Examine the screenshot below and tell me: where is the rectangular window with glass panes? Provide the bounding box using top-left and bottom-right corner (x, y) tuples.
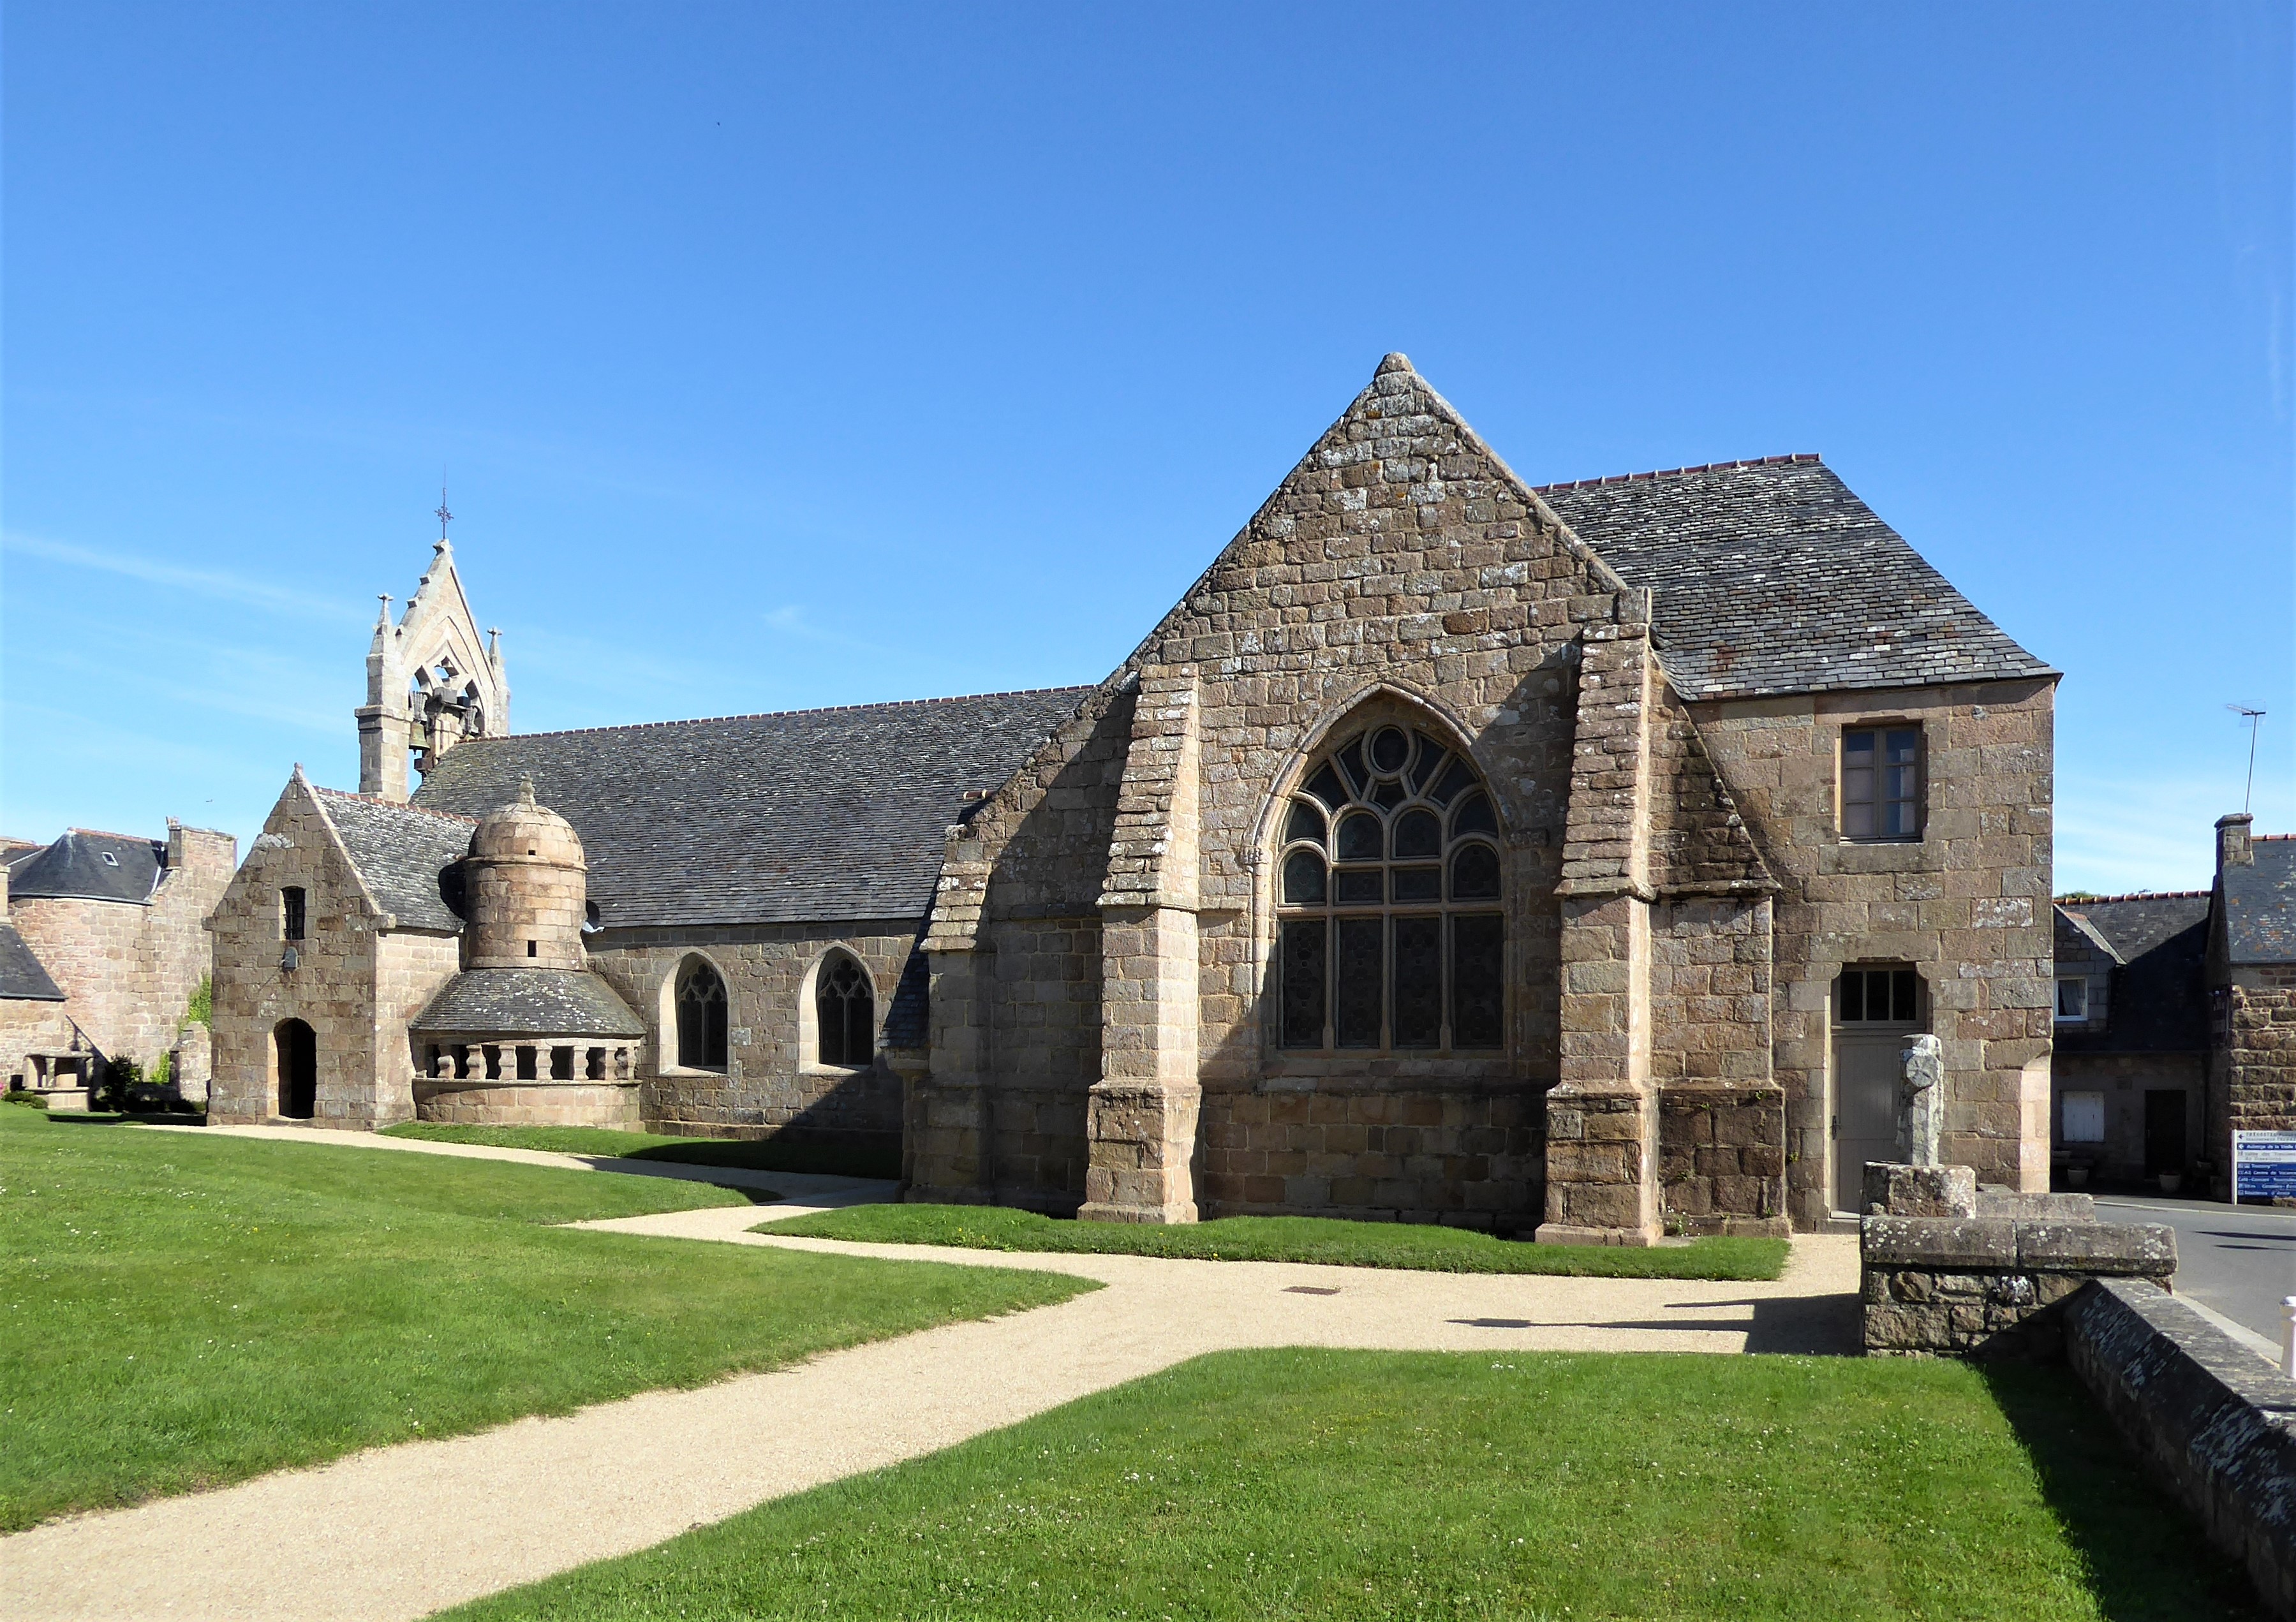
(1841, 726), (1923, 841)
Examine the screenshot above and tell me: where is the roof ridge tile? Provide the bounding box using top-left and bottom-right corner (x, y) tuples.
(314, 788), (480, 825)
(468, 685), (1098, 744)
(1530, 452), (1823, 494)
(2055, 890), (2213, 904)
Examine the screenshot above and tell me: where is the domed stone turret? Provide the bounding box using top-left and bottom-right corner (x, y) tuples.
(463, 778), (588, 970)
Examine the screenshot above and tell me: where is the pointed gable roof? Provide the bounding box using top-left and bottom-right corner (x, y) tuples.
(409, 688), (1093, 929)
(8, 830), (165, 904)
(0, 921), (64, 1001)
(1536, 458), (2055, 699)
(311, 789), (476, 933)
(2225, 836), (2296, 965)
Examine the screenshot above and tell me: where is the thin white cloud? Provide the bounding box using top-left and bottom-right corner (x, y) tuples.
(760, 605), (892, 657)
(3, 531), (364, 624)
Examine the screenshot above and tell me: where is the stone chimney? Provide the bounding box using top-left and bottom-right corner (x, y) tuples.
(2218, 813), (2255, 873)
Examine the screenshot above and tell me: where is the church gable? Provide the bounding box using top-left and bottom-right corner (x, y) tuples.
(1129, 357), (1631, 907)
(928, 353), (1633, 940)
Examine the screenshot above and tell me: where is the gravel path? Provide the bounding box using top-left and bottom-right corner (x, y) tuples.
(5, 1131), (1857, 1622)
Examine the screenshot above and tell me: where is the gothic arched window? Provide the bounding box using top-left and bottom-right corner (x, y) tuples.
(1275, 723), (1504, 1052)
(675, 957), (729, 1070)
(815, 952), (875, 1068)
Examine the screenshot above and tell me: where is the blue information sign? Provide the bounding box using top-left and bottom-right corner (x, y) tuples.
(2233, 1130), (2296, 1200)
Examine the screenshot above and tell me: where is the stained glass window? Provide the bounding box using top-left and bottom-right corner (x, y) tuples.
(1273, 723), (1505, 1052)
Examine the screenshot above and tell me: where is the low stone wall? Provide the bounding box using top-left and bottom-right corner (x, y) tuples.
(1858, 1162), (2175, 1358)
(2067, 1278), (2296, 1620)
(413, 1079), (642, 1130)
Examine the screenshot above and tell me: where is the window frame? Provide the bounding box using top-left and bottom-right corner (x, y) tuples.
(671, 957), (730, 1072)
(812, 950), (877, 1070)
(1271, 723), (1506, 1058)
(281, 886), (307, 942)
(1839, 723), (1925, 843)
(2054, 977), (2090, 1022)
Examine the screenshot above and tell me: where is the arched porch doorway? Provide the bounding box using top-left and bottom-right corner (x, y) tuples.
(274, 1019), (316, 1119)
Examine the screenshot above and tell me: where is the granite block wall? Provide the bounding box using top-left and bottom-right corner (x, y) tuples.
(208, 778), (388, 1128)
(588, 920), (916, 1148)
(1692, 679), (2056, 1224)
(2217, 963), (2296, 1189)
(8, 823), (233, 1072)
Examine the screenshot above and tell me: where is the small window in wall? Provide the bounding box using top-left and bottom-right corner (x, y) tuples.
(1836, 966), (1921, 1024)
(281, 887), (307, 941)
(1841, 726), (1923, 841)
(676, 958), (729, 1070)
(815, 953), (875, 1068)
(2055, 978), (2089, 1022)
(2062, 1091), (2106, 1143)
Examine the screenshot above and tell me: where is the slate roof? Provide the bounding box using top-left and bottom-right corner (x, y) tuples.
(2054, 894), (2212, 1054)
(0, 921), (65, 1001)
(409, 689), (1092, 929)
(1536, 457), (2056, 700)
(409, 968), (646, 1038)
(2226, 837), (2296, 965)
(8, 830), (164, 904)
(313, 790), (476, 934)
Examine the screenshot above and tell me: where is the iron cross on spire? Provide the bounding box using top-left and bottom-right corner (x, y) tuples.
(434, 480), (454, 541)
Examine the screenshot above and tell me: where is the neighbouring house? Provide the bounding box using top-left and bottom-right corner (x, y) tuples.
(2050, 813), (2296, 1199)
(2049, 891), (2209, 1189)
(0, 822), (235, 1104)
(2210, 814), (2296, 1198)
(207, 353), (2061, 1241)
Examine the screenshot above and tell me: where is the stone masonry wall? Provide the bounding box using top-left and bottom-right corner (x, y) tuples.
(588, 920), (915, 1149)
(8, 824), (234, 1071)
(8, 896), (145, 1058)
(1692, 679), (2057, 1225)
(924, 356), (1622, 1222)
(2054, 1050), (2207, 1186)
(208, 778), (383, 1127)
(0, 996), (81, 1093)
(373, 929), (461, 1126)
(1198, 1082), (1541, 1228)
(2218, 963), (2296, 1191)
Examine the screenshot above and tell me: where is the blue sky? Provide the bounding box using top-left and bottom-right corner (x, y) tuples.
(4, 2), (2290, 894)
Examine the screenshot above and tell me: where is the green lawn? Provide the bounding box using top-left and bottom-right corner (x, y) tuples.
(381, 1121), (900, 1179)
(449, 1347), (2249, 1622)
(0, 1110), (1088, 1530)
(760, 1202), (1790, 1280)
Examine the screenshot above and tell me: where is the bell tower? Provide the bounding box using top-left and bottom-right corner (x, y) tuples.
(357, 530), (510, 803)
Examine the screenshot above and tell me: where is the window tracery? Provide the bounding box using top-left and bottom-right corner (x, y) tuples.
(674, 957), (729, 1070)
(815, 952), (875, 1068)
(1275, 723), (1505, 1052)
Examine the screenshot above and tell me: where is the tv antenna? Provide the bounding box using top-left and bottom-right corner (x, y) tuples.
(2229, 705), (2267, 813)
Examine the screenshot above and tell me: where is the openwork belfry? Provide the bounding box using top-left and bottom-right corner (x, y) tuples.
(205, 352), (2062, 1239)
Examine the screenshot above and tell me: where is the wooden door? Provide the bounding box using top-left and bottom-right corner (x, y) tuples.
(1833, 1032), (1907, 1211)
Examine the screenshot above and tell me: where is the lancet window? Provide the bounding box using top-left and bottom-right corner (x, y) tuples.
(1274, 723), (1504, 1052)
(815, 952), (875, 1068)
(675, 957), (729, 1070)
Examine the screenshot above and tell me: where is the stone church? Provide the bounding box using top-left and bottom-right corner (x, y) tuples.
(208, 354), (2059, 1241)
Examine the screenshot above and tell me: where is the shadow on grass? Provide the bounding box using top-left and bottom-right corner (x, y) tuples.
(1980, 1362), (2262, 1621)
(618, 1140), (901, 1180)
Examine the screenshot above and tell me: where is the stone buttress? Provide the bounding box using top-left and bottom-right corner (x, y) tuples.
(1082, 667), (1203, 1222)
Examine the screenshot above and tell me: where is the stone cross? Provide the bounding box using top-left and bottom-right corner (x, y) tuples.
(1898, 1033), (1945, 1167)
